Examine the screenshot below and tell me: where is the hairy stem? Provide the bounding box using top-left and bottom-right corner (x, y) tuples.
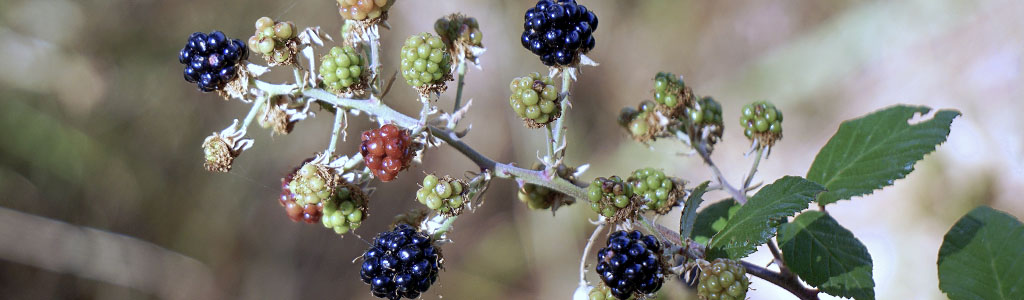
(742, 147), (765, 191)
(453, 57), (467, 112)
(239, 96), (267, 132)
(327, 110), (345, 155)
(549, 70), (573, 165)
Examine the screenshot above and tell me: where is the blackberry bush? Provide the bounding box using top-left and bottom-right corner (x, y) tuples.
(183, 2), (966, 300)
(320, 46), (366, 93)
(415, 174), (467, 215)
(400, 33), (452, 91)
(361, 224), (441, 300)
(360, 124), (415, 182)
(521, 0), (597, 66)
(596, 230), (665, 299)
(247, 17), (297, 65)
(696, 259), (749, 300)
(508, 72), (560, 127)
(179, 31), (247, 92)
(740, 100), (783, 148)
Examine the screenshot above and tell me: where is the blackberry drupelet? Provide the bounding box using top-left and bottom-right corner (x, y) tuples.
(521, 0), (598, 66)
(596, 230), (665, 299)
(361, 224), (442, 300)
(338, 0), (393, 22)
(180, 31), (247, 92)
(587, 176), (636, 221)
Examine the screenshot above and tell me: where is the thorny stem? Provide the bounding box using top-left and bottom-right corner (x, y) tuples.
(548, 70), (573, 168)
(544, 124), (556, 165)
(368, 26), (384, 95)
(767, 239), (791, 275)
(695, 141), (747, 204)
(452, 58), (467, 112)
(743, 147), (765, 191)
(431, 215), (458, 240)
(327, 110), (345, 155)
(579, 221), (606, 286)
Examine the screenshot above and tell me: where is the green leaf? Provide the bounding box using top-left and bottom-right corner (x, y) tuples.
(679, 181), (710, 242)
(706, 176), (824, 260)
(938, 206), (1024, 300)
(806, 105), (959, 205)
(691, 198), (737, 246)
(778, 211), (875, 300)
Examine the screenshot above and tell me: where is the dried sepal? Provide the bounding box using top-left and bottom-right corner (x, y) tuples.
(201, 120), (253, 172)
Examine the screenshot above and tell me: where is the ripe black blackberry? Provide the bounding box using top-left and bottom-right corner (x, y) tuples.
(521, 0), (597, 66)
(361, 224), (441, 300)
(180, 31), (248, 92)
(595, 230), (665, 299)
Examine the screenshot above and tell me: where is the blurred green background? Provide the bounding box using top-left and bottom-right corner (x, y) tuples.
(2, 0), (1023, 299)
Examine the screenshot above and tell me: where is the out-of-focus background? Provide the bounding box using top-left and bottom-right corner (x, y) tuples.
(1, 0), (1022, 299)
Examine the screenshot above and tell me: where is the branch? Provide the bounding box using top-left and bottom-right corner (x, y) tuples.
(649, 222), (818, 300)
(301, 86), (590, 202)
(695, 141), (747, 204)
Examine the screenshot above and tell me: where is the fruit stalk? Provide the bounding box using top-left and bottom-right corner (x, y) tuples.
(327, 108), (346, 155)
(742, 146), (764, 191)
(740, 260), (819, 300)
(240, 95), (268, 132)
(548, 71), (573, 166)
(578, 220), (606, 286)
(695, 141), (747, 204)
(452, 57), (467, 111)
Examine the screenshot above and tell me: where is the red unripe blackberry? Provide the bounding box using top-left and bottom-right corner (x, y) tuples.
(360, 124), (414, 182)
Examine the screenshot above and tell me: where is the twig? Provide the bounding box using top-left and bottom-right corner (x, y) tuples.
(579, 221), (606, 286)
(239, 95), (267, 131)
(742, 146), (765, 191)
(327, 109), (345, 155)
(695, 141), (747, 204)
(453, 57), (467, 112)
(742, 260), (820, 300)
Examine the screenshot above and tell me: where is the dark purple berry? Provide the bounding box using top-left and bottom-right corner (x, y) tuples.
(554, 49), (572, 65)
(179, 31), (247, 92)
(545, 4), (566, 23)
(218, 65), (236, 82)
(521, 31), (532, 48)
(521, 0), (597, 66)
(179, 47), (191, 64)
(360, 225), (441, 300)
(184, 67), (199, 83)
(530, 39), (547, 55)
(584, 35), (596, 52)
(587, 11), (598, 30)
(540, 53), (555, 66)
(206, 31), (227, 51)
(595, 230), (665, 299)
(535, 0), (554, 11)
(525, 7), (539, 20)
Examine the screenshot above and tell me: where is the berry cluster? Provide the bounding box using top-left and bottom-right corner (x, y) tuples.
(279, 161), (339, 223)
(509, 72), (560, 127)
(320, 46), (366, 93)
(434, 14), (483, 53)
(338, 0), (393, 22)
(685, 96), (724, 146)
(628, 168), (678, 213)
(697, 259), (749, 300)
(415, 174), (467, 215)
(321, 183), (367, 235)
(517, 163), (574, 210)
(361, 224), (441, 300)
(653, 72), (694, 109)
(179, 31), (247, 92)
(360, 124), (414, 182)
(617, 101), (659, 142)
(247, 17), (297, 65)
(521, 0), (597, 66)
(596, 230), (665, 299)
(740, 101), (783, 147)
(587, 176), (636, 220)
(400, 33), (452, 90)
